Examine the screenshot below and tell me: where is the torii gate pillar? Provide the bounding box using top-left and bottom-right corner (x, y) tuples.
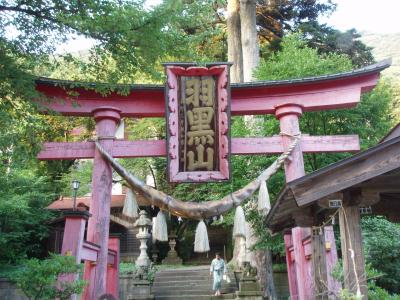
(275, 103), (305, 181)
(275, 103), (338, 299)
(84, 106), (121, 299)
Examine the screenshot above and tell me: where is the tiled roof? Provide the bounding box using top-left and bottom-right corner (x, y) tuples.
(47, 193), (149, 210)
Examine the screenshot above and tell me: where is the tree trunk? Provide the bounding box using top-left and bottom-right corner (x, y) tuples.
(240, 0), (259, 82)
(227, 0), (243, 83)
(246, 222), (277, 299)
(231, 235), (247, 268)
(227, 1), (275, 297)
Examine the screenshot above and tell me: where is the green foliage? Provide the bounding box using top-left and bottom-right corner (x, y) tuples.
(0, 170), (58, 263)
(119, 262), (137, 275)
(256, 34), (393, 170)
(300, 26), (375, 67)
(256, 33), (353, 80)
(11, 254), (86, 300)
(362, 216), (400, 293)
(119, 262), (158, 283)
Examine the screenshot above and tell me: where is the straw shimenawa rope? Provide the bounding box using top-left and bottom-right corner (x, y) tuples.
(95, 135), (300, 220)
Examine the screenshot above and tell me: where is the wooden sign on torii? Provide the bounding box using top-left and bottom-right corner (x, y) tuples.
(35, 60), (389, 300)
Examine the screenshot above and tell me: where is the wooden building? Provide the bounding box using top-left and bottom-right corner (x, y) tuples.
(266, 126), (400, 298)
(46, 194), (147, 262)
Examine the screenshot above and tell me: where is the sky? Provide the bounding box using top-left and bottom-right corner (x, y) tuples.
(321, 0), (400, 34)
(57, 0), (400, 53)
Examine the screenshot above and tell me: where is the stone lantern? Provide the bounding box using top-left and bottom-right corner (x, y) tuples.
(129, 210), (154, 300)
(134, 210), (152, 269)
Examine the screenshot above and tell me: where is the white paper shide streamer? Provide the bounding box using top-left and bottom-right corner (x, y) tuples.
(194, 220), (210, 253)
(123, 189), (139, 219)
(233, 206), (246, 238)
(258, 180), (271, 216)
(154, 211), (168, 242)
(152, 217), (158, 243)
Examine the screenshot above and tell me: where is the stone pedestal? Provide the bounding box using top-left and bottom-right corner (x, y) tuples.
(162, 235), (183, 265)
(235, 278), (263, 300)
(234, 262), (263, 300)
(127, 280), (154, 300)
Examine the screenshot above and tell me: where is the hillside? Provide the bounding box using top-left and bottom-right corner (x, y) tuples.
(360, 32), (400, 78)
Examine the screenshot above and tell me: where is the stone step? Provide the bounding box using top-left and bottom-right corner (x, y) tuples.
(152, 282), (236, 288)
(153, 281), (236, 289)
(153, 280), (236, 287)
(155, 271), (236, 278)
(152, 289), (234, 296)
(154, 294), (235, 300)
(156, 268), (210, 275)
(154, 275), (215, 282)
(153, 267), (237, 300)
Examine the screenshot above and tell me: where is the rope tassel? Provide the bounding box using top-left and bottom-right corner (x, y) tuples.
(258, 180), (271, 216)
(123, 189), (139, 219)
(194, 220), (210, 253)
(154, 211), (168, 242)
(233, 206), (246, 238)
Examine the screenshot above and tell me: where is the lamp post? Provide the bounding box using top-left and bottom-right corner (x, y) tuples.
(71, 180), (80, 211)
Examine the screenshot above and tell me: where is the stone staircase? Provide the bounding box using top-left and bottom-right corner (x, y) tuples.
(152, 266), (237, 300)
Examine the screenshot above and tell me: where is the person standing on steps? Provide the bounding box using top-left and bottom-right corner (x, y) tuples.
(210, 252), (226, 296)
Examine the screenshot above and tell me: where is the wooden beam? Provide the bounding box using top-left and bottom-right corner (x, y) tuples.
(38, 135), (360, 160)
(338, 193), (368, 298)
(81, 242), (100, 262)
(35, 72), (380, 117)
(291, 137), (400, 207)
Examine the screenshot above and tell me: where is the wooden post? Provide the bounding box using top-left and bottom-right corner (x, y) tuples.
(311, 228), (328, 299)
(107, 235), (120, 299)
(59, 211), (90, 300)
(324, 226), (342, 294)
(284, 233), (298, 299)
(339, 193), (368, 298)
(85, 107), (121, 299)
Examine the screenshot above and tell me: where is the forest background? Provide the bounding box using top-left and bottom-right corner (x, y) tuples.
(1, 0), (400, 298)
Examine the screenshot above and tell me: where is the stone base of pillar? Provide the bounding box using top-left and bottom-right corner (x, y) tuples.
(127, 280), (154, 300)
(233, 262), (263, 300)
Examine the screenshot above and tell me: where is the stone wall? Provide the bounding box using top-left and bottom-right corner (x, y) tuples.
(119, 274), (132, 300)
(273, 271), (290, 299)
(0, 278), (27, 300)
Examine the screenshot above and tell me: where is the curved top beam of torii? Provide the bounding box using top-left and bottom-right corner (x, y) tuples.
(34, 59), (391, 118)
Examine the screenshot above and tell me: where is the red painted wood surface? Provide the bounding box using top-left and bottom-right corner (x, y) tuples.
(80, 242), (100, 262)
(278, 103), (308, 299)
(85, 107), (121, 300)
(276, 103), (305, 182)
(59, 213), (87, 300)
(35, 73), (379, 117)
(292, 227), (313, 299)
(284, 234), (298, 299)
(39, 63), (385, 300)
(37, 135), (360, 160)
(106, 237), (120, 299)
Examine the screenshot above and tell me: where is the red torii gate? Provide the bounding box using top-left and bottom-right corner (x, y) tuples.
(36, 60), (389, 300)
